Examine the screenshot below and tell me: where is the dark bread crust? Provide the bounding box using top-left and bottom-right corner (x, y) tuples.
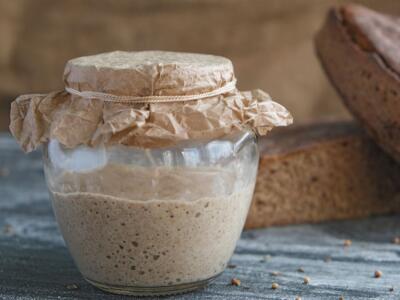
(245, 120), (400, 229)
(315, 4), (400, 162)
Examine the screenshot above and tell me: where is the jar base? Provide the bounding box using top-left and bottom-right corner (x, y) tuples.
(84, 273), (221, 296)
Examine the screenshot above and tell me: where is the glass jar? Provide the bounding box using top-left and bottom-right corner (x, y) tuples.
(10, 51), (292, 296)
(43, 130), (258, 296)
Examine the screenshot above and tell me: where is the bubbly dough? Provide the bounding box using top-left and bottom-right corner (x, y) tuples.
(48, 164), (255, 287)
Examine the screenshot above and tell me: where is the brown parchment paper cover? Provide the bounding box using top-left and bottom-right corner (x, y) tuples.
(10, 51), (292, 152)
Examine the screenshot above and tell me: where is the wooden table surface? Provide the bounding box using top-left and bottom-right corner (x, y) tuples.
(1, 133), (400, 300)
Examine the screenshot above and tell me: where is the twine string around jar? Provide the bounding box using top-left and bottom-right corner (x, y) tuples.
(64, 79), (237, 104)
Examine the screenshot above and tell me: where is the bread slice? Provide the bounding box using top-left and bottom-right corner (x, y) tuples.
(245, 120), (400, 229)
(315, 4), (400, 162)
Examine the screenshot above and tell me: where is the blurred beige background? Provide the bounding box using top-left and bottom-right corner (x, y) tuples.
(1, 0), (400, 130)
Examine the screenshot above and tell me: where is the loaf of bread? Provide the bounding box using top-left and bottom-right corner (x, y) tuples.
(245, 120), (400, 229)
(315, 4), (400, 162)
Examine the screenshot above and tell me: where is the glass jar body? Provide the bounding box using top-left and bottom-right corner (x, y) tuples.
(43, 130), (259, 296)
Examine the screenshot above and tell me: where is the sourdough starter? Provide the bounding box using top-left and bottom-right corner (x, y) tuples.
(48, 164), (254, 287)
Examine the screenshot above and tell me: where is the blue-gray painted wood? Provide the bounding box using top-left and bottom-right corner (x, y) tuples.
(1, 133), (400, 300)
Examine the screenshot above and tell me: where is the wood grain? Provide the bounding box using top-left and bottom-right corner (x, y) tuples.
(1, 133), (400, 299)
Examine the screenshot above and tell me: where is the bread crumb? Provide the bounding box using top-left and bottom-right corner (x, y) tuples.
(374, 270), (382, 278)
(231, 278), (241, 286)
(270, 271), (281, 276)
(271, 282), (279, 289)
(392, 237), (400, 244)
(66, 284), (79, 290)
(343, 239), (352, 247)
(303, 276), (310, 284)
(297, 267), (305, 273)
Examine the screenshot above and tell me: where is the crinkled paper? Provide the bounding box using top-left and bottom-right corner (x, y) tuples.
(10, 89), (292, 152)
